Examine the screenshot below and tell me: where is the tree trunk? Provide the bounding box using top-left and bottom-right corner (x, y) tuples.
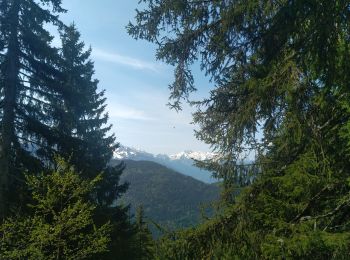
(0, 0), (20, 220)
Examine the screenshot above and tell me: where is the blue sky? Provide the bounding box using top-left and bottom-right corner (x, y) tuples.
(58, 0), (212, 155)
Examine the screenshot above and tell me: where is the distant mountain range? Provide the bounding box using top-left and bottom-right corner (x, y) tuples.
(114, 146), (218, 183)
(114, 159), (220, 235)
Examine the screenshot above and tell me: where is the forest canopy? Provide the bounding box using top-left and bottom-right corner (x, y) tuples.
(128, 0), (350, 258)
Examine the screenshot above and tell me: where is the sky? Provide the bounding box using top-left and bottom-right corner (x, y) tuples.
(58, 0), (212, 155)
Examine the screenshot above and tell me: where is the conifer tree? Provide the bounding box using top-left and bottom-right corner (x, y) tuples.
(57, 25), (134, 258)
(133, 206), (154, 259)
(57, 24), (128, 206)
(57, 24), (112, 177)
(0, 0), (65, 219)
(0, 158), (111, 259)
(130, 0), (350, 257)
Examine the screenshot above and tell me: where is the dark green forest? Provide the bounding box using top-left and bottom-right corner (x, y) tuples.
(117, 159), (219, 234)
(1, 0), (350, 259)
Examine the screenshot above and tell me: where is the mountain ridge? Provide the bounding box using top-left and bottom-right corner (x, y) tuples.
(114, 159), (220, 236)
(114, 146), (217, 183)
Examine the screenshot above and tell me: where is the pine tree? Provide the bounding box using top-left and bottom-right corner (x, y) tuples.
(0, 158), (111, 259)
(129, 0), (350, 258)
(56, 24), (128, 206)
(57, 24), (112, 178)
(57, 24), (135, 258)
(0, 0), (65, 219)
(133, 206), (154, 259)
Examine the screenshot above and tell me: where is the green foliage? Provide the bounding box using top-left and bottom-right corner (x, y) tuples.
(57, 24), (118, 181)
(0, 1), (126, 221)
(57, 24), (128, 213)
(128, 0), (350, 180)
(0, 0), (65, 218)
(0, 2), (150, 259)
(130, 0), (350, 258)
(132, 206), (155, 259)
(118, 159), (219, 233)
(55, 25), (135, 259)
(0, 158), (111, 259)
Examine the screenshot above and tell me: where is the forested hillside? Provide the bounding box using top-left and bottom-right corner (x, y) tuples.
(117, 160), (219, 232)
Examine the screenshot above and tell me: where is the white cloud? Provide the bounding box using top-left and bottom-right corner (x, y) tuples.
(107, 103), (156, 121)
(92, 48), (160, 72)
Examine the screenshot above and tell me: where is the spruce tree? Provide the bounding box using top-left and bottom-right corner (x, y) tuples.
(57, 24), (127, 206)
(129, 0), (350, 257)
(0, 158), (111, 259)
(0, 0), (65, 219)
(133, 206), (154, 259)
(58, 24), (111, 177)
(57, 25), (134, 258)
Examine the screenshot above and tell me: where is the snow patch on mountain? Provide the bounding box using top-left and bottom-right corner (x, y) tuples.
(114, 146), (216, 161)
(169, 150), (217, 161)
(114, 146), (152, 160)
(113, 146), (218, 183)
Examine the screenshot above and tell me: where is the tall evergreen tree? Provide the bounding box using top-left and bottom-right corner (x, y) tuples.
(129, 0), (350, 257)
(56, 24), (127, 206)
(133, 206), (154, 260)
(0, 0), (65, 219)
(58, 24), (111, 176)
(0, 158), (111, 259)
(57, 25), (135, 258)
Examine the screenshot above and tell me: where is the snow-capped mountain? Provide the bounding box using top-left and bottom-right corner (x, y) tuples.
(114, 146), (216, 161)
(113, 146), (218, 183)
(113, 146), (154, 160)
(169, 150), (217, 161)
(114, 146), (216, 162)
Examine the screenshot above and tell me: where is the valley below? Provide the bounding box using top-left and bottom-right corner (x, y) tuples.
(111, 149), (221, 236)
